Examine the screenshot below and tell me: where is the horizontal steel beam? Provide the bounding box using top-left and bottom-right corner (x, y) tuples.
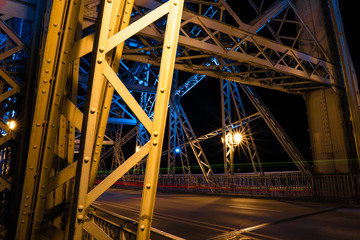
(137, 10), (337, 85)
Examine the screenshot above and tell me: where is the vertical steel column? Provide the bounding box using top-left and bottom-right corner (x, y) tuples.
(8, 0), (45, 238)
(168, 99), (192, 177)
(30, 0), (82, 235)
(70, 0), (120, 238)
(168, 72), (192, 177)
(220, 79), (233, 176)
(134, 65), (152, 175)
(167, 107), (177, 176)
(328, 0), (360, 165)
(88, 0), (129, 190)
(15, 0), (81, 238)
(137, 0), (184, 238)
(295, 0), (349, 173)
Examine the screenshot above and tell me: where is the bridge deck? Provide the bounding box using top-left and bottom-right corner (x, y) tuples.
(93, 188), (360, 240)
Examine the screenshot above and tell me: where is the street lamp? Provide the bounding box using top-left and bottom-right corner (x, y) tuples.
(223, 130), (243, 176)
(8, 120), (16, 130)
(224, 131), (243, 146)
(233, 132), (243, 144)
(2, 120), (16, 136)
(174, 147), (181, 154)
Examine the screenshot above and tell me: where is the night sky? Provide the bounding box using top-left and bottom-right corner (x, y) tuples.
(339, 2), (360, 75)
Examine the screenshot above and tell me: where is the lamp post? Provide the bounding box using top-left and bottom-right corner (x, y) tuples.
(223, 130), (243, 175)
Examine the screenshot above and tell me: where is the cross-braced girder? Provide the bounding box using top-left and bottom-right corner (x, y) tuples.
(119, 0), (340, 94)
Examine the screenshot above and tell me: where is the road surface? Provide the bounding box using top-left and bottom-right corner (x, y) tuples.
(94, 188), (360, 239)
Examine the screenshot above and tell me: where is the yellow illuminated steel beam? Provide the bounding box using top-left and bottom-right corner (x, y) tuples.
(28, 0), (83, 236)
(137, 0), (184, 238)
(15, 0), (83, 238)
(86, 142), (150, 208)
(15, 0), (69, 238)
(70, 0), (115, 237)
(88, 0), (132, 190)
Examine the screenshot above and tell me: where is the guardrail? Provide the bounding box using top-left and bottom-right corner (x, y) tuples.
(85, 205), (185, 240)
(313, 174), (360, 198)
(114, 173), (360, 199)
(85, 208), (136, 240)
(88, 173), (359, 239)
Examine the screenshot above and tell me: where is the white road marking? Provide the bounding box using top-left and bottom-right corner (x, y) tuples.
(229, 205), (283, 213)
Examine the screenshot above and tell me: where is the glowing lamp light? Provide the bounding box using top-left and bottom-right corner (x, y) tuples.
(135, 146), (140, 152)
(224, 132), (243, 145)
(233, 132), (243, 144)
(7, 120), (16, 130)
(225, 133), (232, 145)
(175, 147), (181, 154)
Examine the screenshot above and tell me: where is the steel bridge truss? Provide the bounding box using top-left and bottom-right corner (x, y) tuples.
(123, 0), (340, 94)
(0, 0), (358, 239)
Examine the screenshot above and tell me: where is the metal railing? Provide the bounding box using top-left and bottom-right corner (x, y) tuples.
(313, 174), (360, 198)
(84, 205), (184, 240)
(117, 172), (360, 199)
(85, 209), (136, 240)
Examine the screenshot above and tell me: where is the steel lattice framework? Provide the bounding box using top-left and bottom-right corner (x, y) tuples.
(0, 0), (358, 239)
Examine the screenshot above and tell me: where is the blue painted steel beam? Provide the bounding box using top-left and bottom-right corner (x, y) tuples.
(107, 117), (137, 125)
